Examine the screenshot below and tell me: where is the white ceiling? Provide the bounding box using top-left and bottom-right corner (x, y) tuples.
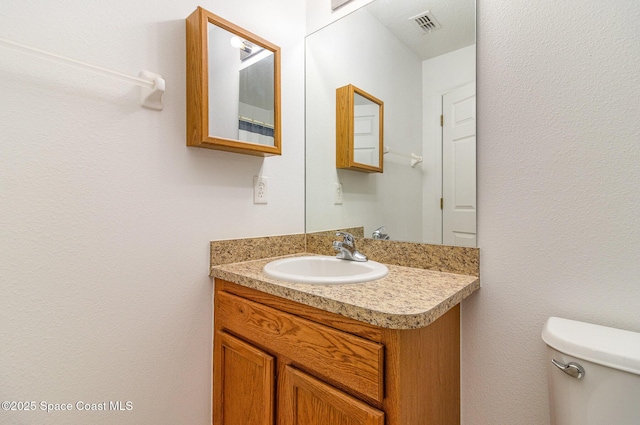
(365, 0), (475, 60)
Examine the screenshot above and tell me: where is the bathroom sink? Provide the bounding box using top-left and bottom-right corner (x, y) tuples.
(262, 256), (388, 285)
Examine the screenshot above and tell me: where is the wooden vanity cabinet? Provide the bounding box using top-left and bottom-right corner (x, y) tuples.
(213, 279), (460, 425)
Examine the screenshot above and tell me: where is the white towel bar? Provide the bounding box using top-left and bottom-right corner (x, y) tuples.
(0, 38), (165, 110)
(383, 146), (423, 168)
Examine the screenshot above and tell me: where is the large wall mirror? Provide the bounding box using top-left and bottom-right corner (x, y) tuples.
(305, 0), (476, 246)
(186, 7), (281, 156)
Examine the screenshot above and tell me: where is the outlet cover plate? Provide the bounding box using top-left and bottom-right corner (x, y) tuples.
(254, 176), (268, 204)
(334, 183), (343, 205)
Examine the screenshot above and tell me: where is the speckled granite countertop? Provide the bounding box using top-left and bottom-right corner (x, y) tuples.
(210, 253), (479, 330)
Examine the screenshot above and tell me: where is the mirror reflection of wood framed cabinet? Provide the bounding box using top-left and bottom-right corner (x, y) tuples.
(186, 7), (281, 156)
(336, 84), (384, 173)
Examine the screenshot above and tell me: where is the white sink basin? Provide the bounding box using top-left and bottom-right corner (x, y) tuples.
(263, 256), (388, 285)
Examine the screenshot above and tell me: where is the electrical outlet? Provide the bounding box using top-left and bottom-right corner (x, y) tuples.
(253, 176), (268, 204)
(334, 183), (343, 205)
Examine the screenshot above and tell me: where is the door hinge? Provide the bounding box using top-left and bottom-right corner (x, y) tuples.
(440, 198), (443, 209)
(440, 115), (443, 127)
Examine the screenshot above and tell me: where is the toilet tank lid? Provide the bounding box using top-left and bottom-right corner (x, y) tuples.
(542, 317), (640, 376)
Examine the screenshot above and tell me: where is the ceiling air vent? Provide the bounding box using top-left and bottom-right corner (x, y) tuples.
(410, 10), (441, 34)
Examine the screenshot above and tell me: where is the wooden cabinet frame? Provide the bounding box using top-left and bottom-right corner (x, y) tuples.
(336, 84), (384, 173)
(186, 7), (282, 156)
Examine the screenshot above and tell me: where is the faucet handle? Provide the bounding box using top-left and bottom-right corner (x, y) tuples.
(372, 226), (389, 240)
(333, 232), (367, 262)
(335, 231), (355, 246)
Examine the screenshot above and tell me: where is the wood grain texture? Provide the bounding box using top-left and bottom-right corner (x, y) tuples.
(278, 365), (384, 425)
(212, 280), (461, 425)
(216, 291), (384, 403)
(213, 331), (275, 425)
(382, 304), (461, 425)
(185, 7), (207, 148)
(219, 280), (383, 341)
(336, 84), (353, 169)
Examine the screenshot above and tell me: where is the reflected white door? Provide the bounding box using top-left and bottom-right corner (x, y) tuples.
(353, 104), (380, 167)
(442, 82), (476, 247)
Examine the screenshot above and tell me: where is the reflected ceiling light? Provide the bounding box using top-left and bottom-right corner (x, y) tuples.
(230, 36), (252, 54)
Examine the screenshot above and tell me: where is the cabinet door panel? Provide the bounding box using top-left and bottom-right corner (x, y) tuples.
(213, 331), (274, 425)
(279, 365), (384, 425)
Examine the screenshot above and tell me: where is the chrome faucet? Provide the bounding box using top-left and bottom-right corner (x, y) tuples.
(372, 226), (390, 240)
(333, 231), (368, 262)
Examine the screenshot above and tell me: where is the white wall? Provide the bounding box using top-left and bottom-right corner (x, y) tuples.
(463, 0), (640, 424)
(0, 0), (304, 424)
(421, 45), (476, 244)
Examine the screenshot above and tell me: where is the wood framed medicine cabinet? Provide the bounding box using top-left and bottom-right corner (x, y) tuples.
(186, 7), (282, 156)
(336, 84), (384, 173)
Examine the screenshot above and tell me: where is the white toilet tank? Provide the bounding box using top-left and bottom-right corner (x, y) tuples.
(542, 317), (640, 425)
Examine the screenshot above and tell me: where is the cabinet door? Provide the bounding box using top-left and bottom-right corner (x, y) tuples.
(213, 331), (275, 425)
(278, 365), (384, 425)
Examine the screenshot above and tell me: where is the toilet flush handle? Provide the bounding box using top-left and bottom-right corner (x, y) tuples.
(551, 359), (585, 379)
